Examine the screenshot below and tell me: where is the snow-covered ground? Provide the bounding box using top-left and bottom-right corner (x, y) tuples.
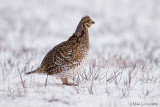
(0, 0), (160, 107)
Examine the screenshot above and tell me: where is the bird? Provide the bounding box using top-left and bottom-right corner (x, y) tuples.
(26, 16), (95, 86)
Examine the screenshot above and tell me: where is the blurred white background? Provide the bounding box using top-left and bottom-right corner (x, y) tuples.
(0, 0), (160, 63)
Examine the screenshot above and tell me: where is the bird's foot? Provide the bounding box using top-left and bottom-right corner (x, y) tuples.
(61, 78), (77, 86)
(63, 83), (77, 86)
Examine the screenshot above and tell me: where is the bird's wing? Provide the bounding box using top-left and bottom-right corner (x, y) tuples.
(53, 41), (80, 66)
(43, 40), (80, 75)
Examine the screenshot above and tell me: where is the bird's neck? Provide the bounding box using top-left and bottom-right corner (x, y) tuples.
(76, 27), (89, 50)
(69, 23), (89, 49)
(75, 22), (88, 33)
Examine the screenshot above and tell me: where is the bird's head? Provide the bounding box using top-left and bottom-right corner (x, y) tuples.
(80, 16), (95, 29)
(75, 16), (95, 32)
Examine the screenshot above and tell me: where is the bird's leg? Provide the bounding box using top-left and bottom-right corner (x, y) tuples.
(61, 77), (69, 85)
(61, 78), (77, 86)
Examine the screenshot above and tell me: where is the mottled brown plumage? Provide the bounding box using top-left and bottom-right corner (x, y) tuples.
(26, 16), (95, 85)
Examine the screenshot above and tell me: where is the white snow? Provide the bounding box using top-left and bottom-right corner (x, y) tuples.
(0, 0), (160, 107)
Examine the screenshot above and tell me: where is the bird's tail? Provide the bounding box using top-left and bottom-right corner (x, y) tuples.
(26, 68), (40, 75)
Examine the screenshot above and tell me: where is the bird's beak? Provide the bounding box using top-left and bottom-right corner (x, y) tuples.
(92, 21), (95, 24)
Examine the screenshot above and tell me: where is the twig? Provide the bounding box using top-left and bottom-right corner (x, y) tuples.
(45, 75), (48, 87)
(17, 66), (26, 88)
